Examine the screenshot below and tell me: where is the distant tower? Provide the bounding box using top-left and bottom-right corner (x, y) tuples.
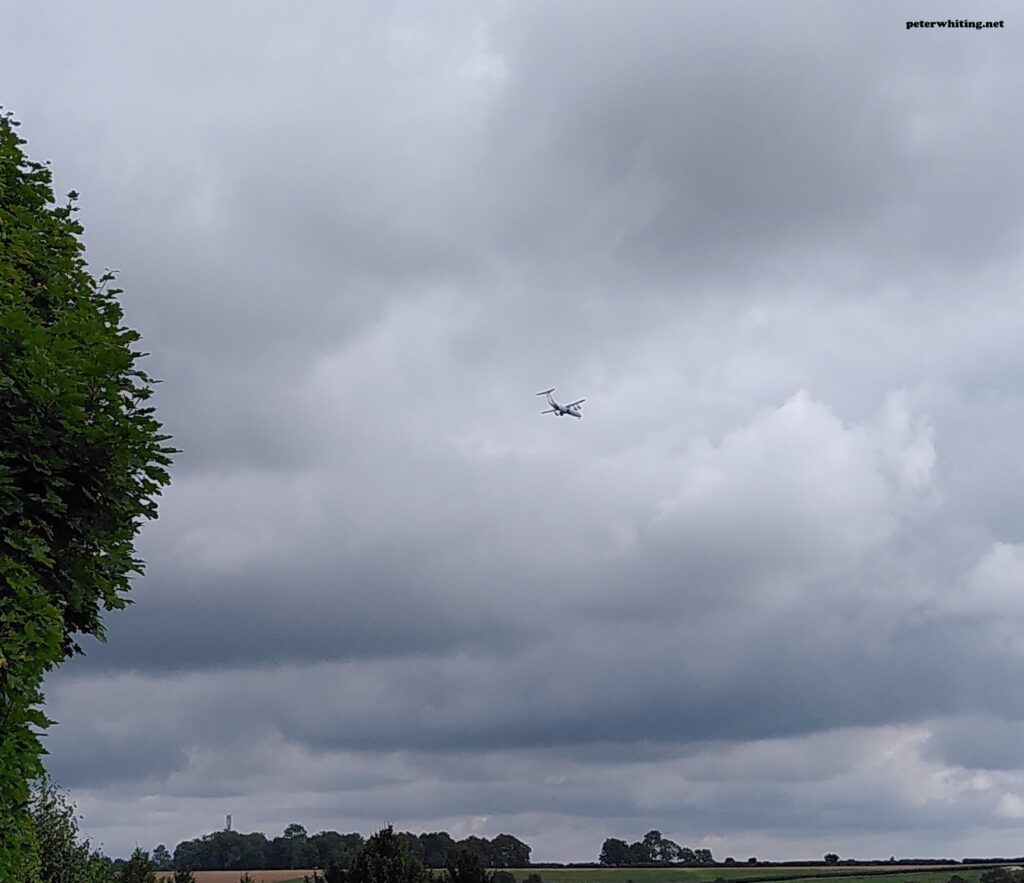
(226, 814), (232, 832)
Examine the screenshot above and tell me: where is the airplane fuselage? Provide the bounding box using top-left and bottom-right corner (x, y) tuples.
(537, 387), (585, 419)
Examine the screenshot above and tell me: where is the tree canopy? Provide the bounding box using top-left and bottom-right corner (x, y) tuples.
(169, 825), (530, 872)
(0, 110), (174, 879)
(598, 832), (712, 866)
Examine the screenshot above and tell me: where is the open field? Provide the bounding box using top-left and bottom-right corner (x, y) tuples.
(159, 866), (987, 883)
(498, 868), (980, 883)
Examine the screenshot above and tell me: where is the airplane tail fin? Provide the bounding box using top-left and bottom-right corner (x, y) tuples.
(535, 388), (556, 396)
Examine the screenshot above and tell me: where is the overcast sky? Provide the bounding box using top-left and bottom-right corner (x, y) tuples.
(5, 0), (1024, 864)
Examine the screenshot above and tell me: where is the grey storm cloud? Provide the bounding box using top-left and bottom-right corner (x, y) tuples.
(4, 0), (1024, 863)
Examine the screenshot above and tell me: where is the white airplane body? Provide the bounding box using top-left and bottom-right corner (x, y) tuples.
(536, 387), (586, 419)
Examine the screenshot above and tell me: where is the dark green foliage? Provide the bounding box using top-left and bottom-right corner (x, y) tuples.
(490, 835), (531, 869)
(524, 874), (544, 883)
(493, 872), (516, 883)
(30, 776), (90, 882)
(272, 823), (319, 869)
(641, 831), (684, 863)
(825, 855), (840, 865)
(166, 825), (533, 873)
(979, 871), (1024, 883)
(0, 110), (174, 879)
(322, 859), (350, 883)
(600, 839), (631, 866)
(119, 848), (157, 883)
(626, 841), (652, 864)
(444, 850), (494, 883)
(349, 825), (431, 883)
(172, 869), (196, 883)
(151, 845), (172, 871)
(239, 873), (257, 883)
(420, 833), (459, 869)
(398, 832), (427, 863)
(312, 831), (365, 871)
(173, 830), (270, 871)
(598, 834), (709, 866)
(456, 837), (492, 868)
(28, 776), (116, 883)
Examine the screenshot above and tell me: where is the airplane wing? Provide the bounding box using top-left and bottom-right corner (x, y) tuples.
(565, 399), (586, 408)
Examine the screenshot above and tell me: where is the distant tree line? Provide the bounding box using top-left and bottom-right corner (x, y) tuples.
(599, 830), (713, 865)
(26, 783), (532, 883)
(165, 824), (531, 872)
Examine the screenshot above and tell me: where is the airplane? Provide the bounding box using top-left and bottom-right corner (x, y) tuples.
(536, 387), (586, 419)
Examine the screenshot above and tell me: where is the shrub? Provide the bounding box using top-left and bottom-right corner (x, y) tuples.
(350, 826), (430, 883)
(444, 850), (493, 883)
(120, 848), (157, 883)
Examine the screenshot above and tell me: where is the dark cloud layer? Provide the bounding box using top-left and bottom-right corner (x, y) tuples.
(4, 0), (1024, 862)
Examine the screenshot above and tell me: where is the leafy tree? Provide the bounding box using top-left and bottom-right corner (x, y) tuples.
(398, 831), (426, 863)
(599, 839), (630, 866)
(456, 836), (493, 867)
(491, 834), (531, 868)
(420, 832), (458, 868)
(693, 849), (713, 864)
(30, 775), (90, 882)
(322, 859), (350, 883)
(151, 845), (173, 871)
(494, 872), (517, 883)
(311, 831), (365, 870)
(642, 831), (663, 859)
(444, 850), (494, 883)
(655, 836), (683, 863)
(267, 823), (317, 869)
(0, 110), (174, 879)
(824, 854), (840, 865)
(28, 776), (116, 883)
(350, 825), (430, 883)
(626, 840), (652, 864)
(678, 848), (695, 864)
(172, 869), (196, 883)
(172, 839), (204, 871)
(120, 847), (157, 883)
